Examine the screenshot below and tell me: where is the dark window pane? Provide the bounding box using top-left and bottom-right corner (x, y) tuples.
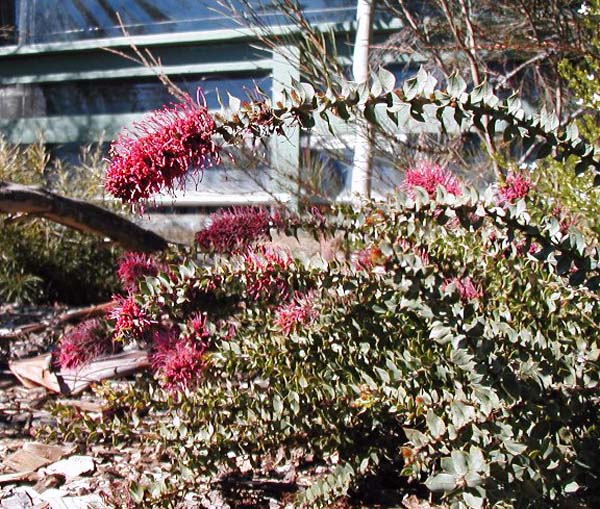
(0, 0), (16, 45)
(0, 74), (271, 119)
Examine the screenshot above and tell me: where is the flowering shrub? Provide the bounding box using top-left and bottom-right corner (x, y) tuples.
(52, 174), (600, 508)
(51, 73), (600, 508)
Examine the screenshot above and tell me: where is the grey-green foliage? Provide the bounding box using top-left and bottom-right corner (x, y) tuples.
(218, 67), (600, 184)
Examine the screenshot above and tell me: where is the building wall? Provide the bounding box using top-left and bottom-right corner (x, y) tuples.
(0, 0), (407, 205)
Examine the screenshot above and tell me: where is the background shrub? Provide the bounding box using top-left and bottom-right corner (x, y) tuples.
(0, 138), (121, 304)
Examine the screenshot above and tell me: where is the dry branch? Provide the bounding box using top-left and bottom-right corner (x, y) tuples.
(0, 180), (168, 252)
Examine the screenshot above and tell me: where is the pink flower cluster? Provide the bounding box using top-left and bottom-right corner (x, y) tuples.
(497, 172), (531, 204)
(117, 252), (163, 293)
(150, 314), (211, 391)
(443, 276), (483, 302)
(105, 98), (220, 203)
(274, 291), (318, 335)
(403, 162), (462, 198)
(243, 246), (292, 301)
(110, 294), (152, 340)
(54, 319), (116, 370)
(195, 207), (285, 253)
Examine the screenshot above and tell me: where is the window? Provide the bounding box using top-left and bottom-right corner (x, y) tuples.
(0, 0), (16, 45)
(21, 0), (358, 44)
(0, 73), (272, 119)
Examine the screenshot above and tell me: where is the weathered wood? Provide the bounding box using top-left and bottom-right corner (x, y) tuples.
(0, 180), (168, 252)
(9, 351), (150, 395)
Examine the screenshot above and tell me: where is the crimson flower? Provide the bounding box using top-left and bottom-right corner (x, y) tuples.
(195, 207), (285, 253)
(274, 291), (317, 335)
(105, 96), (220, 203)
(242, 246), (293, 302)
(403, 162), (462, 198)
(54, 319), (117, 370)
(497, 172), (531, 204)
(117, 252), (163, 293)
(443, 276), (483, 302)
(110, 294), (152, 340)
(354, 246), (387, 270)
(150, 327), (207, 392)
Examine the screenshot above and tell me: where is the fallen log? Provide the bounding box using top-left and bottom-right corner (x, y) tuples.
(9, 350), (150, 395)
(0, 180), (168, 252)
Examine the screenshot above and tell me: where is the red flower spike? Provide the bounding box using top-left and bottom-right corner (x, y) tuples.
(150, 328), (207, 392)
(497, 172), (531, 204)
(274, 291), (318, 335)
(54, 319), (116, 370)
(105, 96), (220, 203)
(242, 246), (293, 302)
(117, 252), (163, 293)
(442, 277), (483, 302)
(404, 162), (462, 198)
(110, 294), (152, 340)
(195, 207), (285, 253)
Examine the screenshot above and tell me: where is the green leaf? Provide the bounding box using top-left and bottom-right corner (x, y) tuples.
(273, 395), (283, 416)
(425, 473), (457, 492)
(426, 409), (446, 438)
(451, 450), (468, 475)
(463, 492), (485, 508)
(447, 73), (467, 97)
(564, 481), (579, 493)
(378, 66), (396, 93)
(374, 366), (391, 384)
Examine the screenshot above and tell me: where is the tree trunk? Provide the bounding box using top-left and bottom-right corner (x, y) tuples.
(0, 180), (168, 252)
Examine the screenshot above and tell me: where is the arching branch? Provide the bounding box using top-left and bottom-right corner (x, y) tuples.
(0, 180), (169, 252)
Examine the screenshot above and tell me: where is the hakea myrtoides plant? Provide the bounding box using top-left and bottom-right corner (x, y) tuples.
(53, 157), (600, 508)
(88, 70), (600, 508)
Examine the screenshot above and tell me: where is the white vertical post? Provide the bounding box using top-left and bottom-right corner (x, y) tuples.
(350, 0), (374, 203)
